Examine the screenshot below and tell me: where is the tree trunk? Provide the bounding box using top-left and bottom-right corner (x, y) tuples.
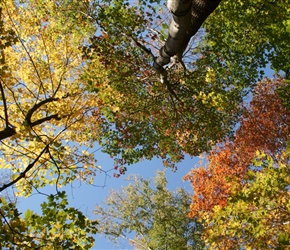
(154, 0), (221, 70)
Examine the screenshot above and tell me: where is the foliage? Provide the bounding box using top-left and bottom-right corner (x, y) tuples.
(1, 0), (289, 248)
(0, 0), (103, 195)
(202, 0), (290, 79)
(2, 0), (286, 183)
(277, 78), (290, 110)
(82, 0), (290, 173)
(184, 77), (290, 219)
(94, 171), (204, 249)
(0, 0), (100, 247)
(204, 151), (290, 249)
(0, 191), (98, 249)
(83, 0), (251, 172)
(184, 77), (290, 248)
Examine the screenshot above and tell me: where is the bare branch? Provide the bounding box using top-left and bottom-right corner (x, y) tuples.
(121, 32), (177, 98)
(47, 147), (61, 194)
(40, 33), (55, 92)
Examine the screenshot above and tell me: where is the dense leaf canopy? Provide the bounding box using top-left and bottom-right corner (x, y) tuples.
(184, 78), (290, 248)
(0, 0), (289, 248)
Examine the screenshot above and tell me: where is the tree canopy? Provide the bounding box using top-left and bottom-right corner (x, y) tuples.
(184, 77), (290, 249)
(205, 151), (290, 249)
(0, 0), (289, 248)
(95, 171), (204, 249)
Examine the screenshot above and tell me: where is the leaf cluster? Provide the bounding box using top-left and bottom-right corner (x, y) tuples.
(202, 0), (290, 79)
(205, 151), (290, 249)
(0, 191), (98, 249)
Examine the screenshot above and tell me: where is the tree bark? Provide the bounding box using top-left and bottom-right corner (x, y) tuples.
(154, 0), (221, 70)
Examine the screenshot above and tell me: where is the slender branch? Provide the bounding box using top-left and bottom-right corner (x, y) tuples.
(29, 183), (50, 197)
(0, 209), (15, 232)
(122, 33), (179, 100)
(0, 79), (9, 128)
(121, 32), (154, 58)
(47, 147), (61, 194)
(0, 144), (49, 192)
(40, 33), (55, 92)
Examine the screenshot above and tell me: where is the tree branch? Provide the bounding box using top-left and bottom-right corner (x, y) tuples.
(25, 97), (59, 126)
(122, 33), (179, 100)
(0, 79), (10, 128)
(0, 127), (16, 140)
(0, 144), (49, 192)
(0, 96), (64, 140)
(0, 79), (17, 140)
(122, 32), (154, 58)
(30, 114), (62, 127)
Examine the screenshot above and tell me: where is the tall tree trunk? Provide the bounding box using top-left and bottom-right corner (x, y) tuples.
(154, 0), (221, 70)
